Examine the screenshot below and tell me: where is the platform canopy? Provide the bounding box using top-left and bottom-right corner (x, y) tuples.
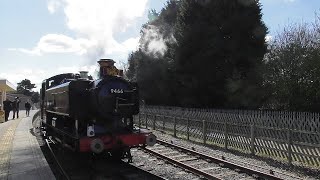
(0, 79), (16, 92)
(0, 79), (16, 111)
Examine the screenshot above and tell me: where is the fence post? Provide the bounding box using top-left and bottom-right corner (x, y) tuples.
(174, 117), (177, 137)
(287, 128), (293, 165)
(153, 115), (156, 130)
(187, 118), (190, 140)
(138, 113), (141, 127)
(145, 114), (148, 129)
(224, 121), (228, 149)
(203, 120), (207, 144)
(250, 124), (255, 155)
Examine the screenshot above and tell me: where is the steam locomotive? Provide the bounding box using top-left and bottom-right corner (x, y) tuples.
(40, 59), (156, 160)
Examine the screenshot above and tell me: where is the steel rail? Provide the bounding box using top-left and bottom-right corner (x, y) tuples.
(142, 146), (223, 180)
(156, 139), (284, 180)
(119, 160), (168, 180)
(45, 138), (71, 180)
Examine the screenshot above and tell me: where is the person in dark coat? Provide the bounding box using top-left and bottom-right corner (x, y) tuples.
(25, 101), (31, 117)
(3, 98), (12, 122)
(12, 97), (20, 119)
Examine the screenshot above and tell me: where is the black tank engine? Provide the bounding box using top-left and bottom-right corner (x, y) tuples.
(40, 59), (156, 158)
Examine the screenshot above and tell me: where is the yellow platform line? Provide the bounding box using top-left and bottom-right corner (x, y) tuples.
(0, 118), (22, 176)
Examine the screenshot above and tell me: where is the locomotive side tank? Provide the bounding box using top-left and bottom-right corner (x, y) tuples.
(40, 59), (155, 159)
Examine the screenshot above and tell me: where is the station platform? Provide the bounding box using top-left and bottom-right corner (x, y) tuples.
(0, 110), (55, 180)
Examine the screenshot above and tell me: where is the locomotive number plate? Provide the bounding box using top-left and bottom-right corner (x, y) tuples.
(110, 89), (123, 94)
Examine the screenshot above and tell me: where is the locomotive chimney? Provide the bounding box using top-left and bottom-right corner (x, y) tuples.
(79, 71), (89, 79)
(98, 59), (116, 78)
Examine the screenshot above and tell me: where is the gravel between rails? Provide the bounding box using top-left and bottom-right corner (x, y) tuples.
(131, 148), (202, 180)
(151, 130), (319, 180)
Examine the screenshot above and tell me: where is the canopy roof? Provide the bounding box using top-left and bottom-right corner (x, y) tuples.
(0, 79), (16, 92)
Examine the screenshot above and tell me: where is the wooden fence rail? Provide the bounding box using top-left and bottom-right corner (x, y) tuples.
(134, 106), (320, 168)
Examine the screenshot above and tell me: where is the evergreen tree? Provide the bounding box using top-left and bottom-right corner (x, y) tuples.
(31, 92), (40, 103)
(126, 0), (179, 105)
(17, 79), (36, 96)
(174, 0), (267, 108)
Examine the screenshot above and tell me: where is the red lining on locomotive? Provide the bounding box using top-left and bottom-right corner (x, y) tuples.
(79, 132), (150, 152)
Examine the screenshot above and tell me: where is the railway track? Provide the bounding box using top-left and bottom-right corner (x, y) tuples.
(142, 139), (289, 180)
(44, 132), (165, 180)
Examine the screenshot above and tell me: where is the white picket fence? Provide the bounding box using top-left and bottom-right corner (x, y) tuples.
(134, 106), (320, 168)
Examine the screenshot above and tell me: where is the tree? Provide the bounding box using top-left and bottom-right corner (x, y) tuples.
(31, 92), (40, 103)
(126, 0), (179, 105)
(263, 16), (320, 111)
(17, 79), (36, 96)
(174, 0), (267, 108)
(127, 0), (267, 108)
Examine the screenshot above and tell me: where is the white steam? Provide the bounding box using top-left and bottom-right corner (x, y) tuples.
(12, 0), (148, 64)
(140, 25), (176, 58)
(62, 0), (148, 62)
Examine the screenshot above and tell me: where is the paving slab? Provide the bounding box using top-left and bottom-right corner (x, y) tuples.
(8, 170), (39, 180)
(0, 110), (55, 180)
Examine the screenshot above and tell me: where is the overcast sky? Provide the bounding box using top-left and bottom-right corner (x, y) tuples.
(0, 0), (319, 92)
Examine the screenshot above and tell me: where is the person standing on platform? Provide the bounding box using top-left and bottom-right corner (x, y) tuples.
(25, 100), (31, 117)
(3, 98), (12, 122)
(12, 97), (20, 119)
